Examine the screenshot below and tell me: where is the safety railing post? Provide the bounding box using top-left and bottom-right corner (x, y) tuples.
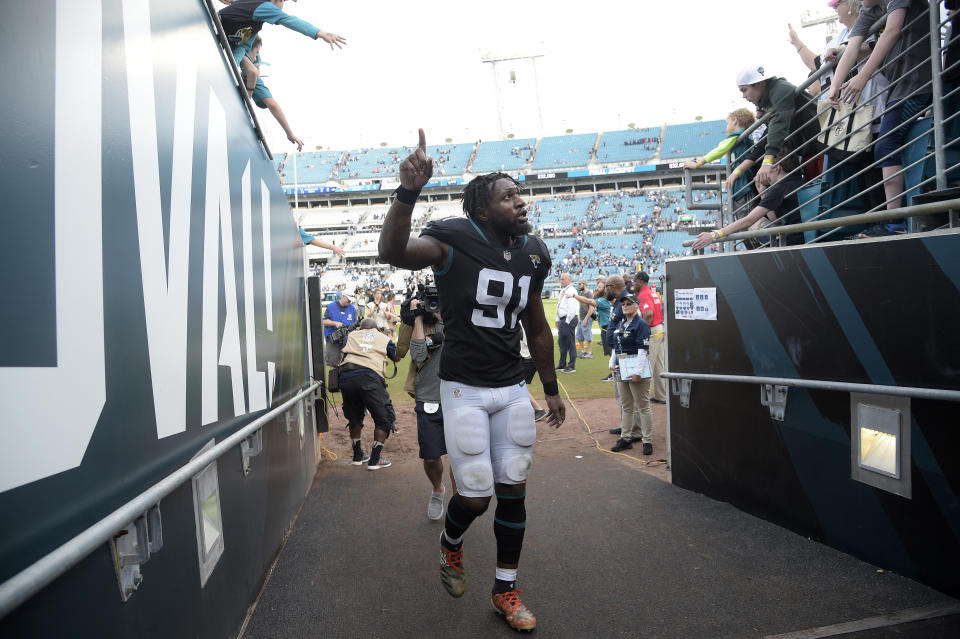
(929, 0), (948, 191)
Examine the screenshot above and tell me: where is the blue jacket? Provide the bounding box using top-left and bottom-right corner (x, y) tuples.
(323, 301), (357, 338)
(605, 289), (630, 350)
(610, 314), (650, 356)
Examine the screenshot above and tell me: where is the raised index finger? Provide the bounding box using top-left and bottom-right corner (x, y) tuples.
(418, 128), (426, 152)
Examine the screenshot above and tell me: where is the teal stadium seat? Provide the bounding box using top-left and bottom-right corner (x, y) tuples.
(661, 120), (727, 160)
(532, 133), (598, 170)
(595, 128), (661, 164)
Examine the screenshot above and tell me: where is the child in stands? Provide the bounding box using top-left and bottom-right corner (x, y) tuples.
(684, 109), (757, 220)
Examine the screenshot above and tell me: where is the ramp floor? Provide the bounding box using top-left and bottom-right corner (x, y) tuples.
(243, 405), (958, 638)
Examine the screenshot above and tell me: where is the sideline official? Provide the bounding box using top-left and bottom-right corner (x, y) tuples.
(340, 318), (400, 470)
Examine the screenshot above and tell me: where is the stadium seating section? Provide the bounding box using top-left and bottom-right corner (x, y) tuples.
(595, 128), (661, 164)
(532, 133), (598, 170)
(660, 120), (727, 160)
(470, 138), (537, 172)
(280, 150), (344, 184)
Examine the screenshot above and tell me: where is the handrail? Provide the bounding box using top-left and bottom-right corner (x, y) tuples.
(661, 372), (960, 402)
(681, 197), (960, 247)
(201, 0), (273, 160)
(0, 381), (320, 620)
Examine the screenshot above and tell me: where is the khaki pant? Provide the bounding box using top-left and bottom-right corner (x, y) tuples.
(649, 324), (666, 401)
(618, 378), (652, 443)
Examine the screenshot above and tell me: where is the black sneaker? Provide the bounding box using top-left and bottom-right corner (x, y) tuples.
(601, 374), (614, 382)
(642, 443), (653, 455)
(534, 409), (547, 422)
(367, 446), (391, 470)
(351, 442), (370, 466)
(609, 427), (622, 435)
(611, 438), (633, 452)
(650, 398), (666, 404)
(628, 436), (643, 443)
(555, 364), (565, 370)
(562, 367), (576, 373)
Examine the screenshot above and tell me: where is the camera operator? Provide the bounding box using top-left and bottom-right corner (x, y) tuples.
(323, 290), (358, 369)
(340, 318), (401, 470)
(396, 289), (455, 520)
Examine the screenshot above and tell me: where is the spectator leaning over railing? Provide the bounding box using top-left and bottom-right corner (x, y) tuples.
(789, 1), (871, 97)
(684, 108), (757, 219)
(218, 0), (346, 69)
(737, 64), (821, 189)
(300, 226), (346, 256)
(829, 0), (933, 237)
(242, 38), (306, 149)
(691, 149), (805, 250)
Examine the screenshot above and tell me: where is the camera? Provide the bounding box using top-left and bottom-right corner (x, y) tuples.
(416, 284), (441, 314)
(401, 283), (441, 326)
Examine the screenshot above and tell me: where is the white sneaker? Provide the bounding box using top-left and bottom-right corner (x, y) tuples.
(428, 489), (445, 520)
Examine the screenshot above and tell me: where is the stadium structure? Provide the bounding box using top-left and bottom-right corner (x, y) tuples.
(282, 121), (729, 292)
(2, 0), (959, 637)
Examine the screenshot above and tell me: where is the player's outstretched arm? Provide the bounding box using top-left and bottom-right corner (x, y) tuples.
(378, 128), (447, 270)
(522, 291), (565, 428)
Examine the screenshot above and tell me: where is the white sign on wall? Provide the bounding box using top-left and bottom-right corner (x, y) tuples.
(674, 288), (717, 321)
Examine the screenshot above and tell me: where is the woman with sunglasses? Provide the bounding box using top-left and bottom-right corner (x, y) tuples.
(608, 295), (653, 455)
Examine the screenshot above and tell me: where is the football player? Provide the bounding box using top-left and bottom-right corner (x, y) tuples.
(379, 129), (564, 632)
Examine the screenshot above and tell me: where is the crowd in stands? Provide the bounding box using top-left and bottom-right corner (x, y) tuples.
(690, 0), (956, 249)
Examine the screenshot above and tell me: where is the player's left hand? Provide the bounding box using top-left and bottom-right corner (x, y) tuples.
(288, 133), (304, 151)
(399, 129), (434, 190)
(544, 394), (565, 428)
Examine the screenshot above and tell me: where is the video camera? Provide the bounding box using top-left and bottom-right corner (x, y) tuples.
(401, 283), (441, 326)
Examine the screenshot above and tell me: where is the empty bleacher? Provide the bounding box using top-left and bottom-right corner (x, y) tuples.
(300, 207), (365, 229)
(428, 143), (475, 177)
(532, 133), (598, 170)
(660, 120), (726, 160)
(280, 150), (344, 184)
(595, 128), (661, 164)
(470, 138), (537, 172)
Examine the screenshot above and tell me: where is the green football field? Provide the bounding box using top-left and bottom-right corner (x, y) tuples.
(383, 298), (614, 404)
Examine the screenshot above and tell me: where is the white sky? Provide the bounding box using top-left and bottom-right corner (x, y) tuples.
(255, 0), (843, 152)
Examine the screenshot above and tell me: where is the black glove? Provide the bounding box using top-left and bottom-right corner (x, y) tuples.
(400, 299), (416, 327)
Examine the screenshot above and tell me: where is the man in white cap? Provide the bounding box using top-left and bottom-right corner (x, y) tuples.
(736, 64), (820, 189)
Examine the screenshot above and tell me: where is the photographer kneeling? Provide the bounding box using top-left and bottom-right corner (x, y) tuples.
(396, 289), (457, 520)
(341, 318), (401, 470)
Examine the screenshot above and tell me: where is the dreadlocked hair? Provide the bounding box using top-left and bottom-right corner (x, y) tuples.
(462, 172), (519, 219)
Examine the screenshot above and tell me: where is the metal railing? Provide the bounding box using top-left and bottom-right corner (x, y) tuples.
(201, 0), (272, 160)
(0, 382), (319, 620)
(661, 372), (960, 402)
(681, 196), (960, 247)
(684, 3), (958, 250)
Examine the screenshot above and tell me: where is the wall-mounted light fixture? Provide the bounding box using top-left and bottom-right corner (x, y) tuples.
(850, 393), (911, 499)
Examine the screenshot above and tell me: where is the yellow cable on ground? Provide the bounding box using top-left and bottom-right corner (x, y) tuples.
(557, 379), (666, 467)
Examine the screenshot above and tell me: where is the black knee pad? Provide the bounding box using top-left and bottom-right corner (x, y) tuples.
(445, 493), (489, 540)
(493, 492), (526, 565)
